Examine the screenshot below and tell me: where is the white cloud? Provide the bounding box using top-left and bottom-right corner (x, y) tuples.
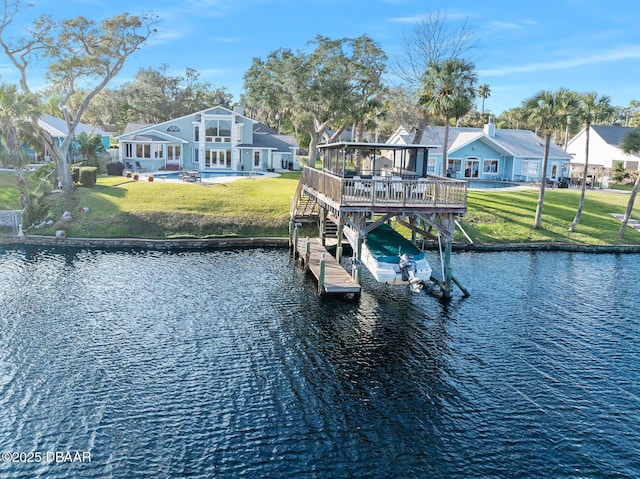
(480, 44), (640, 77)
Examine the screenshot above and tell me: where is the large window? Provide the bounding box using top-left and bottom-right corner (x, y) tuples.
(136, 144), (151, 159)
(205, 120), (232, 143)
(447, 158), (462, 175)
(483, 159), (498, 174)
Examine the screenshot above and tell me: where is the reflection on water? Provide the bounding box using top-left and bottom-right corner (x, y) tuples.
(0, 247), (638, 478)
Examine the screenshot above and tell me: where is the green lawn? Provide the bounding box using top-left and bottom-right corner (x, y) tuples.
(0, 172), (20, 209)
(460, 188), (640, 245)
(2, 170), (640, 244)
(35, 172), (303, 238)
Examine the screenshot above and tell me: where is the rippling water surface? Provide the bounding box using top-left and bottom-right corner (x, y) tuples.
(0, 247), (638, 478)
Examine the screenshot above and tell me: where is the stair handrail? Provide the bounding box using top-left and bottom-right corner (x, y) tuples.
(290, 168), (306, 218)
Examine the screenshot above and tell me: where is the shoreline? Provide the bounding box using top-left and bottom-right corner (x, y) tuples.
(1, 234), (640, 254)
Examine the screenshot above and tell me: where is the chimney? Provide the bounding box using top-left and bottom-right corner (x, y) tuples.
(484, 117), (495, 138)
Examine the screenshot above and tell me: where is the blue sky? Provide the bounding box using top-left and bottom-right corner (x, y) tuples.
(3, 0), (640, 115)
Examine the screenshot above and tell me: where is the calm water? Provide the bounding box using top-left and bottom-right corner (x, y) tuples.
(0, 247), (638, 478)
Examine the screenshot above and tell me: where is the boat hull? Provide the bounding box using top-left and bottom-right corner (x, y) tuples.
(361, 246), (432, 285)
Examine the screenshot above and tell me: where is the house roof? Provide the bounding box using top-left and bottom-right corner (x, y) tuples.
(416, 126), (571, 160)
(38, 113), (110, 139)
(589, 125), (636, 147)
(123, 123), (154, 135)
(239, 132), (298, 152)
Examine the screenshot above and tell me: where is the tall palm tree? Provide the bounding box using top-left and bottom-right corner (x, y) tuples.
(522, 89), (575, 229)
(419, 57), (477, 175)
(569, 92), (614, 232)
(0, 83), (41, 218)
(618, 128), (640, 237)
(478, 83), (490, 117)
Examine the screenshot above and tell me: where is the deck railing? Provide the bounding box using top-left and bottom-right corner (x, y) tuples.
(301, 167), (467, 209)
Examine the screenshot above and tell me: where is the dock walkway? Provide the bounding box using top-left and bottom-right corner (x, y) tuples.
(295, 237), (361, 295)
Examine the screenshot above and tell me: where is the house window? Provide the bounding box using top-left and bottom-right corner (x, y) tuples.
(166, 125), (181, 133)
(205, 120), (232, 143)
(447, 158), (461, 174)
(426, 156), (436, 173)
(194, 126), (200, 142)
(125, 143), (133, 158)
(136, 144), (151, 158)
(193, 148), (199, 163)
(483, 159), (498, 174)
(254, 151), (261, 168)
(153, 144), (164, 159)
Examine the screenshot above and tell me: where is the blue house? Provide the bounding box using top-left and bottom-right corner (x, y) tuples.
(116, 106), (299, 173)
(388, 120), (572, 182)
(36, 113), (111, 163)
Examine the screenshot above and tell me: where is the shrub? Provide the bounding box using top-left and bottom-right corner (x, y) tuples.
(78, 167), (97, 187)
(612, 163), (628, 183)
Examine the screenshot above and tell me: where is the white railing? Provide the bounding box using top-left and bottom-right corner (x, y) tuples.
(301, 167), (467, 209)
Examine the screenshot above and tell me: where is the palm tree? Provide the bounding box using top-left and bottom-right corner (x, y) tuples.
(419, 57), (477, 175)
(478, 83), (490, 117)
(76, 131), (107, 167)
(618, 128), (640, 237)
(0, 83), (41, 218)
(569, 92), (614, 232)
(522, 89), (575, 229)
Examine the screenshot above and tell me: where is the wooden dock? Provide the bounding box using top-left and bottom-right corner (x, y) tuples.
(294, 237), (361, 295)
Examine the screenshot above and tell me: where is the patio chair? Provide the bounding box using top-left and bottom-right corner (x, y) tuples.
(125, 161), (134, 171)
(135, 161), (148, 172)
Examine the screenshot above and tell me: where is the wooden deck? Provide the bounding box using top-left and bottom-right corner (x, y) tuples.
(295, 237), (361, 295)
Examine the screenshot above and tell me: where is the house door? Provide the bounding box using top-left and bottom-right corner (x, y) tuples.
(550, 162), (560, 180)
(167, 145), (181, 167)
(464, 158), (479, 178)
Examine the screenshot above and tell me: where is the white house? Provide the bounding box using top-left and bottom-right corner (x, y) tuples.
(567, 125), (640, 171)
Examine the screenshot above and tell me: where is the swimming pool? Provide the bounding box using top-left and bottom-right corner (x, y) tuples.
(467, 180), (520, 189)
(153, 170), (263, 180)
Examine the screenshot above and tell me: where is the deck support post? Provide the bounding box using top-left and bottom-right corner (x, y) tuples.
(443, 241), (452, 299)
(293, 225), (299, 257)
(318, 253), (326, 294)
(288, 220), (294, 249)
(336, 220), (344, 263)
(304, 237), (311, 270)
(354, 235), (363, 285)
(320, 208), (327, 247)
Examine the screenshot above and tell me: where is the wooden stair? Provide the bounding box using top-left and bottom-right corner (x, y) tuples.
(292, 192), (319, 221)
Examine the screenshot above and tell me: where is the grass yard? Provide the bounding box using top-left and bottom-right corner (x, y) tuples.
(2, 170), (639, 244)
(460, 188), (640, 245)
(0, 172), (20, 210)
(36, 172), (303, 238)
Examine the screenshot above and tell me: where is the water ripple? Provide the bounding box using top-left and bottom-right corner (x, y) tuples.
(0, 247), (638, 478)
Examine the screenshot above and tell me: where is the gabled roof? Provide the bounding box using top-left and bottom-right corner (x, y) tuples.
(124, 129), (188, 143)
(416, 126), (571, 160)
(117, 105), (251, 140)
(590, 125), (635, 147)
(38, 113), (110, 138)
(123, 123), (154, 135)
